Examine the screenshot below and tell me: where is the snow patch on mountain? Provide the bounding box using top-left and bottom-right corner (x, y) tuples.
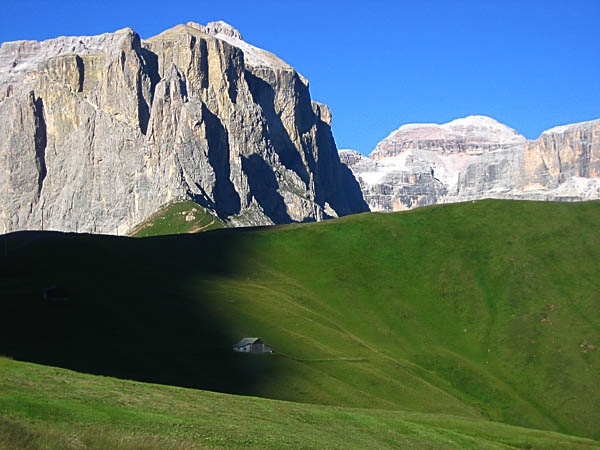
(541, 119), (598, 135)
(186, 21), (292, 70)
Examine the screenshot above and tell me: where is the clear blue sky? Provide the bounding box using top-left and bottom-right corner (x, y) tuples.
(2, 1), (598, 155)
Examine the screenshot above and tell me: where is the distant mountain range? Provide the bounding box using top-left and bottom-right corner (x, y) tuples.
(0, 21), (367, 234)
(340, 115), (600, 211)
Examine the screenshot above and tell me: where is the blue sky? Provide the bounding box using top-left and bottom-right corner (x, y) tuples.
(2, 1), (598, 155)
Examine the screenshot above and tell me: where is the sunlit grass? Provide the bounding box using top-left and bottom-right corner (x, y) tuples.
(1, 199), (599, 445)
(1, 357), (598, 449)
(128, 200), (224, 237)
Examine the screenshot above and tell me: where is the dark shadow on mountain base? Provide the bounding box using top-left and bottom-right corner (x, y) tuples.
(242, 154), (292, 223)
(310, 115), (370, 215)
(247, 68), (368, 217)
(202, 104), (241, 218)
(0, 231), (277, 396)
(333, 163), (370, 214)
(245, 70), (310, 187)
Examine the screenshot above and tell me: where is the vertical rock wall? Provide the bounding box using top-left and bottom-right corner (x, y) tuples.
(0, 22), (368, 234)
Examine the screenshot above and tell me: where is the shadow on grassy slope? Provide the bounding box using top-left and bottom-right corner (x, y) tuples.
(0, 229), (277, 395)
(1, 200), (599, 441)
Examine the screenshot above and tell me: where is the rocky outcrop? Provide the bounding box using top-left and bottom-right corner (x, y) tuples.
(342, 116), (600, 211)
(370, 115), (526, 159)
(339, 150), (448, 211)
(523, 120), (600, 190)
(0, 21), (367, 234)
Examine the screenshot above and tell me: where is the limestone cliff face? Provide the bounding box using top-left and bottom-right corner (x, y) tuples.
(342, 116), (600, 212)
(523, 120), (600, 190)
(371, 115), (526, 159)
(339, 150), (448, 211)
(0, 21), (367, 234)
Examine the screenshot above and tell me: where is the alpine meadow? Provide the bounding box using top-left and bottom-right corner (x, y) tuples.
(1, 200), (599, 448)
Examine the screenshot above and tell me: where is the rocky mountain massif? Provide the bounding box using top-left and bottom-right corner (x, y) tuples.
(0, 21), (367, 234)
(340, 115), (600, 211)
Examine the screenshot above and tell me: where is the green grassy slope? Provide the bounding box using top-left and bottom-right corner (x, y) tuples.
(1, 200), (599, 440)
(1, 357), (598, 449)
(128, 200), (224, 237)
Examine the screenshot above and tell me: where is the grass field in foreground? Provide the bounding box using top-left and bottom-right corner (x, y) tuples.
(1, 200), (599, 441)
(128, 200), (224, 237)
(1, 357), (598, 449)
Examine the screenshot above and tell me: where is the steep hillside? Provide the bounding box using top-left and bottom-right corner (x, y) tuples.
(128, 200), (224, 237)
(1, 200), (599, 439)
(1, 357), (597, 449)
(341, 115), (600, 211)
(0, 21), (367, 234)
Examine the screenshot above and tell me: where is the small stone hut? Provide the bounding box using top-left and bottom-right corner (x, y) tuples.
(233, 338), (272, 353)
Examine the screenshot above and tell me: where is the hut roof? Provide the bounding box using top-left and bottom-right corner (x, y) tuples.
(233, 337), (261, 347)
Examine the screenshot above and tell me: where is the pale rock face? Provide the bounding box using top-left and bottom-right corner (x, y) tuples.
(339, 150), (448, 211)
(371, 115), (526, 160)
(188, 21), (243, 40)
(523, 119), (600, 189)
(0, 22), (367, 234)
(342, 116), (600, 211)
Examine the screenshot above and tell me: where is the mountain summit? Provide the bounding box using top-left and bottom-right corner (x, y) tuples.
(0, 21), (367, 234)
(187, 21), (244, 40)
(371, 115), (526, 160)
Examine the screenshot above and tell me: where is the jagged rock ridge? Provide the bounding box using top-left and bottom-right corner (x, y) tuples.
(340, 115), (600, 211)
(0, 21), (367, 234)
